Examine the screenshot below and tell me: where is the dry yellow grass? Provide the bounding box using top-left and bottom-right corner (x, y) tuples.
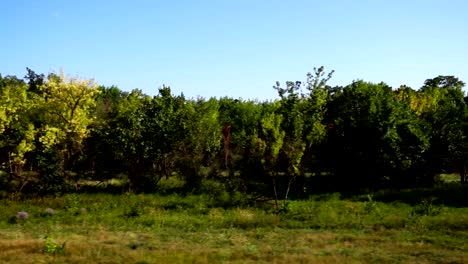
(0, 229), (466, 264)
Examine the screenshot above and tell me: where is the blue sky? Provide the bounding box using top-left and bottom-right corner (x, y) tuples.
(1, 0), (467, 100)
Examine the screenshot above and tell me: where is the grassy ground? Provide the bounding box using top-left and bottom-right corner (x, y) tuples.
(0, 184), (467, 263)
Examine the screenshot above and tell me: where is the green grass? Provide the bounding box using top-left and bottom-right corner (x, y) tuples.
(437, 173), (461, 183)
(0, 189), (467, 263)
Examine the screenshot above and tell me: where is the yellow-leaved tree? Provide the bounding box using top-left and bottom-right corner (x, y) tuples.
(35, 71), (100, 187)
(0, 75), (35, 180)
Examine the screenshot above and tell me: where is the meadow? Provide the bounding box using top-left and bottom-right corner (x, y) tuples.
(0, 179), (467, 264)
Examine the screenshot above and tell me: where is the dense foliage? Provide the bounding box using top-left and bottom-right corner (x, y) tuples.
(1, 67), (466, 196)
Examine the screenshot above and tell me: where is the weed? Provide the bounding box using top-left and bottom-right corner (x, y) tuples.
(412, 197), (442, 216)
(64, 194), (81, 214)
(363, 195), (378, 214)
(43, 236), (65, 255)
(122, 197), (146, 218)
(278, 200), (290, 214)
(123, 205), (142, 218)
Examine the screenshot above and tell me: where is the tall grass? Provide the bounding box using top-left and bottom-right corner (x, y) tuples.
(0, 186), (467, 263)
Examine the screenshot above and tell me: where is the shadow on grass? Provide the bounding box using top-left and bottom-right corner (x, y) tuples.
(369, 183), (468, 207)
(75, 176), (468, 208)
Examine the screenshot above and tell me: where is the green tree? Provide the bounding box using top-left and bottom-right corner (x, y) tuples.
(109, 89), (151, 191)
(416, 76), (466, 184)
(82, 85), (128, 180)
(109, 87), (188, 192)
(24, 68), (45, 94)
(142, 86), (187, 188)
(273, 67), (332, 197)
(325, 80), (429, 189)
(177, 97), (221, 190)
(218, 98), (264, 191)
(256, 104), (285, 210)
(421, 75), (465, 91)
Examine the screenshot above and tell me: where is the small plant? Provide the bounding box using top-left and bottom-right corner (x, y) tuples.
(278, 200), (291, 214)
(363, 195), (378, 214)
(65, 194), (82, 214)
(412, 197), (442, 216)
(43, 236), (66, 255)
(123, 202), (143, 218)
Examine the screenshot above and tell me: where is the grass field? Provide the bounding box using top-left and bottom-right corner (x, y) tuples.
(0, 183), (467, 263)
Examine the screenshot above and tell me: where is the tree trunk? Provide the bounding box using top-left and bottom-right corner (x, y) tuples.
(461, 164), (467, 184)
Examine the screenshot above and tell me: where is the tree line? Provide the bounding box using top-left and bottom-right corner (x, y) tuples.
(1, 67), (467, 197)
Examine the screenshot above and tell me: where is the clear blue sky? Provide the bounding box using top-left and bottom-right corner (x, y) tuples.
(1, 0), (467, 100)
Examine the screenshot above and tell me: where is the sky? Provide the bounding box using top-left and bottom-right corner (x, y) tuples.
(1, 0), (467, 100)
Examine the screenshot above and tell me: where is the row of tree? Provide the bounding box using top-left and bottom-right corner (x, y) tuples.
(1, 67), (467, 196)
